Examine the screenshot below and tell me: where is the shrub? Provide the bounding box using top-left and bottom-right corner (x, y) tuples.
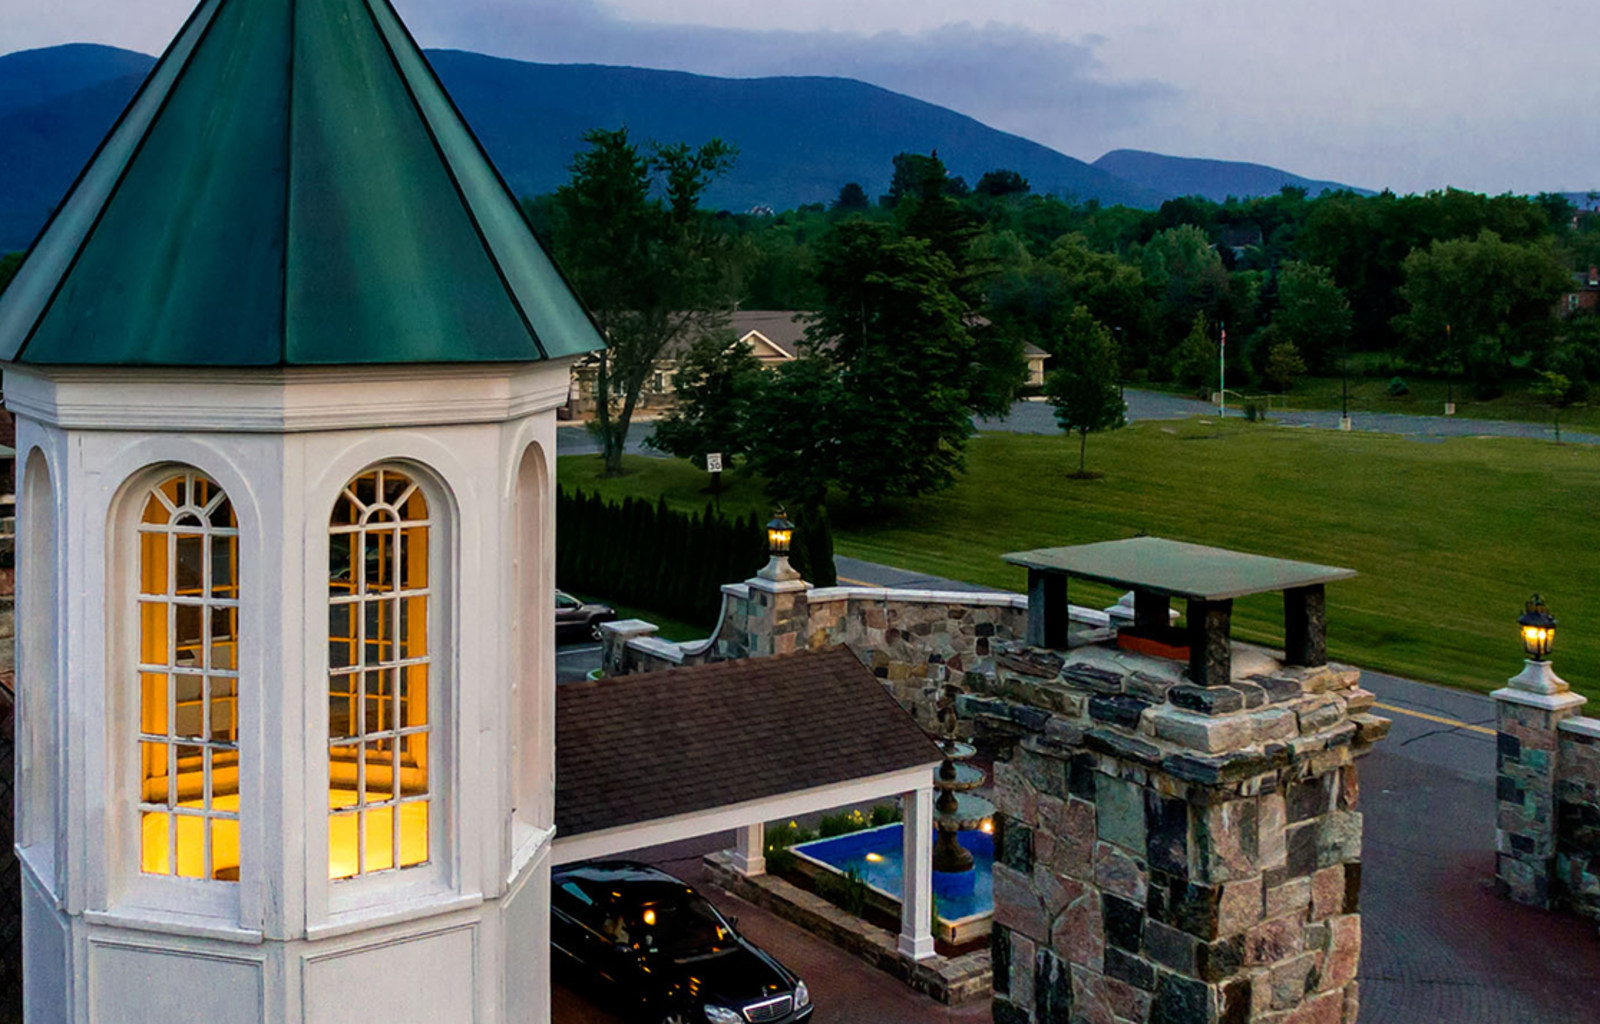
(815, 867), (869, 917)
(870, 803), (903, 827)
(819, 807), (871, 838)
(1387, 376), (1410, 396)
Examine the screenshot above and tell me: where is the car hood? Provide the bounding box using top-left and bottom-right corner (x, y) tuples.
(669, 940), (795, 1008)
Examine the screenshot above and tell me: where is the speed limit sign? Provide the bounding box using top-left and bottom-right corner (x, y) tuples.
(706, 452), (724, 473)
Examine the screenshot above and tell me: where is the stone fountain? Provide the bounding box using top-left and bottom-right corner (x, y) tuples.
(932, 687), (993, 878)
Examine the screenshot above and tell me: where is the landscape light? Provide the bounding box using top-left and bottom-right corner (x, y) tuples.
(1518, 594), (1557, 661)
(766, 512), (794, 556)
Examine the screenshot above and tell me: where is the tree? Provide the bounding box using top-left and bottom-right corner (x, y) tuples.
(553, 127), (739, 475)
(1173, 315), (1219, 394)
(1530, 369), (1577, 443)
(1394, 229), (1571, 397)
(645, 330), (766, 472)
(1271, 261), (1351, 374)
(1263, 340), (1308, 392)
(1139, 225), (1232, 349)
(1045, 308), (1126, 476)
(975, 169), (1030, 198)
(746, 220), (983, 509)
(833, 182), (870, 212)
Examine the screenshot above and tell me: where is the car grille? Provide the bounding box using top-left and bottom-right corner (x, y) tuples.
(742, 995), (794, 1022)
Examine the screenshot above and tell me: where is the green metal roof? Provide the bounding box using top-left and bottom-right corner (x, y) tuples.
(0, 0), (604, 367)
(1002, 537), (1357, 601)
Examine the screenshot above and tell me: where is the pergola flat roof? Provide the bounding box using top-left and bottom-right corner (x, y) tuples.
(1002, 537), (1356, 601)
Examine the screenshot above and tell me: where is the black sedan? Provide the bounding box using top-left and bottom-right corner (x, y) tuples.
(552, 861), (814, 1024)
(557, 589), (617, 644)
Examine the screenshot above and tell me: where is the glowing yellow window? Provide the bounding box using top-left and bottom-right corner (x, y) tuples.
(137, 470), (240, 881)
(328, 467), (431, 880)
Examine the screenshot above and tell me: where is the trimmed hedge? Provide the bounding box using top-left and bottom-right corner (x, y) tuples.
(556, 490), (836, 626)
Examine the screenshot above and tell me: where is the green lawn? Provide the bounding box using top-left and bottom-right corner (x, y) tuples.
(560, 419), (1600, 700)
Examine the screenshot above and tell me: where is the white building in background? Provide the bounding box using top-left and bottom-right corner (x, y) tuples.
(0, 0), (604, 1020)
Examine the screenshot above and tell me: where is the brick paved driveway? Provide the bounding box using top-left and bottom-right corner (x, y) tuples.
(552, 835), (988, 1024)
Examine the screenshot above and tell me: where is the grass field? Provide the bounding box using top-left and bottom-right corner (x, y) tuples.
(559, 418), (1600, 701)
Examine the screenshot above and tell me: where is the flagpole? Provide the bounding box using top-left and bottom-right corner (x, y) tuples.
(1219, 321), (1227, 420)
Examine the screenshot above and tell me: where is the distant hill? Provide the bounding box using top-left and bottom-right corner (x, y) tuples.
(1093, 149), (1370, 202)
(0, 43), (1162, 251)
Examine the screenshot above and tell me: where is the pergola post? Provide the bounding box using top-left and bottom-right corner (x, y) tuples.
(1187, 597), (1233, 686)
(1027, 569), (1069, 649)
(898, 785), (935, 961)
(1284, 584), (1327, 667)
(732, 823), (766, 877)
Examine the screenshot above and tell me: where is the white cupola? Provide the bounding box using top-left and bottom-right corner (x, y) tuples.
(1, 0), (603, 1021)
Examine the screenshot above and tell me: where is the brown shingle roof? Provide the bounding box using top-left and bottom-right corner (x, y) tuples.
(556, 647), (942, 838)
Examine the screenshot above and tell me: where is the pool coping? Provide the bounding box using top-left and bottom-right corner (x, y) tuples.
(788, 823), (994, 944)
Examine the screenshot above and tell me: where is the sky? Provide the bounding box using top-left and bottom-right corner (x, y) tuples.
(6, 0), (1598, 196)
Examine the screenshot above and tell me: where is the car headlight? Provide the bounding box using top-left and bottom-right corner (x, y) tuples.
(703, 1005), (742, 1024)
(794, 981), (810, 1009)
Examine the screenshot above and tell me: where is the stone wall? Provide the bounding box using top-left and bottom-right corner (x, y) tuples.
(971, 641), (1386, 1024)
(1493, 673), (1600, 919)
(601, 582), (1040, 728)
(1555, 719), (1600, 918)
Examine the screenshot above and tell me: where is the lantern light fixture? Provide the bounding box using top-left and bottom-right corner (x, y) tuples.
(1518, 593), (1557, 661)
(766, 511), (794, 557)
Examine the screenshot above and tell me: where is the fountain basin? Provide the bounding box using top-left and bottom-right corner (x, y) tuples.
(789, 823), (994, 945)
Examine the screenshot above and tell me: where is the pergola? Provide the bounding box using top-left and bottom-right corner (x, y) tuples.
(1005, 537), (1357, 685)
(553, 647), (944, 960)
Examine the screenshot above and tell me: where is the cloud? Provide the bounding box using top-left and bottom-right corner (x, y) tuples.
(393, 0), (1175, 160)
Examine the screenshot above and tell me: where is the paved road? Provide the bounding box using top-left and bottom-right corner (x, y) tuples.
(562, 392), (1597, 464)
(981, 391), (1600, 445)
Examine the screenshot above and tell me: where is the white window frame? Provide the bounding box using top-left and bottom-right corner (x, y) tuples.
(320, 462), (454, 920)
(107, 464), (245, 925)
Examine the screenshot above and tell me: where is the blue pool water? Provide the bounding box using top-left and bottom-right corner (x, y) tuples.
(790, 824), (994, 921)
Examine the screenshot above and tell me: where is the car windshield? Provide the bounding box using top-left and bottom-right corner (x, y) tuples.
(631, 896), (736, 958)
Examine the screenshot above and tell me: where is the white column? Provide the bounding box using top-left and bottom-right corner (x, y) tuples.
(732, 823), (766, 877)
(898, 785), (935, 961)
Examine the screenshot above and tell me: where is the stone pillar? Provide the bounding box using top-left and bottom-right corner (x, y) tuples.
(732, 823), (766, 877)
(982, 652), (1382, 1024)
(744, 575), (811, 658)
(899, 785), (936, 961)
(597, 618), (660, 676)
(1027, 570), (1070, 650)
(1493, 659), (1587, 907)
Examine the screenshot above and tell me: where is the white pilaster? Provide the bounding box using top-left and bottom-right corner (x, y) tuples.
(731, 824), (766, 877)
(898, 786), (935, 961)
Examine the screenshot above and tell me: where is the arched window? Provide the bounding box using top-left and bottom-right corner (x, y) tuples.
(137, 470), (240, 881)
(328, 467), (431, 880)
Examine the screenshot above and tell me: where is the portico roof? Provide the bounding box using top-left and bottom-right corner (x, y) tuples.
(554, 648), (941, 848)
(1003, 537), (1356, 601)
(0, 0), (604, 367)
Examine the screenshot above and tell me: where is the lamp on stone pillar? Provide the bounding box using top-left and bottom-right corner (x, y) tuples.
(758, 510), (800, 583)
(1508, 594), (1566, 694)
(1519, 594), (1556, 660)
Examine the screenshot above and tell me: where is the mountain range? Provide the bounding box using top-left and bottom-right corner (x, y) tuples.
(0, 42), (1375, 252)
